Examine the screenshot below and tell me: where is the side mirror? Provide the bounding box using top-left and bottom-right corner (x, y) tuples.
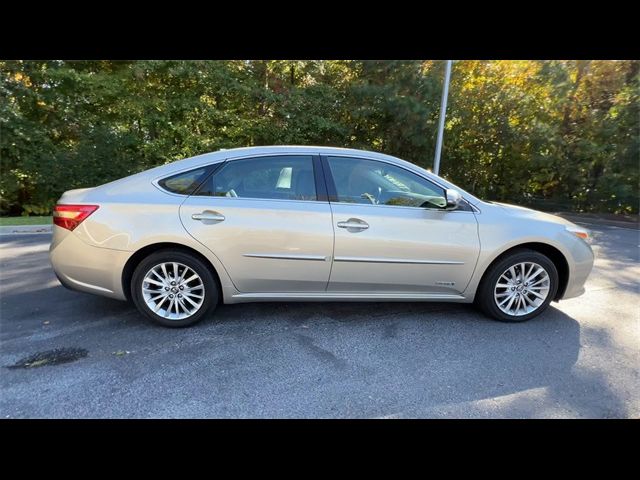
(445, 188), (462, 210)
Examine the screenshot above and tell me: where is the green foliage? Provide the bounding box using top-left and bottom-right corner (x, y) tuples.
(442, 60), (639, 213)
(0, 215), (51, 226)
(0, 60), (638, 215)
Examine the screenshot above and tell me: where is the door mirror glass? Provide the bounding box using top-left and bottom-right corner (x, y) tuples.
(445, 188), (463, 210)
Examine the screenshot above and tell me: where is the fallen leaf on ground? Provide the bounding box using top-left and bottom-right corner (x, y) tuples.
(26, 359), (49, 368)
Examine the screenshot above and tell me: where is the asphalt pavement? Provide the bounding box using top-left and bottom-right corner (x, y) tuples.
(1, 222), (638, 418)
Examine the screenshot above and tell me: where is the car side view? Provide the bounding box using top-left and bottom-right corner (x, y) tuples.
(49, 146), (595, 327)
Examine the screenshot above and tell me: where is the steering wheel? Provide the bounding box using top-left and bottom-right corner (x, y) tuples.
(360, 192), (377, 205)
(225, 189), (238, 198)
(419, 197), (447, 209)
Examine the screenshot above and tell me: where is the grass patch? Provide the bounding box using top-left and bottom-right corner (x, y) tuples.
(0, 216), (52, 226)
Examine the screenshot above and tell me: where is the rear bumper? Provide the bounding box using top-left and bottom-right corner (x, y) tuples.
(49, 226), (130, 300)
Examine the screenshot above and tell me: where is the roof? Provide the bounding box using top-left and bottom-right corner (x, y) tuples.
(166, 145), (413, 175)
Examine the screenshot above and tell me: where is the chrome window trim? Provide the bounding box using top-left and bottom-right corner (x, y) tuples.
(152, 162), (224, 197)
(328, 200), (477, 214)
(186, 195), (326, 206)
(151, 150), (482, 213)
(153, 153), (324, 203)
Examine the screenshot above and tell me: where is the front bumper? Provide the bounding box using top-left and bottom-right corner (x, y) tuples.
(560, 237), (595, 300)
(49, 227), (130, 300)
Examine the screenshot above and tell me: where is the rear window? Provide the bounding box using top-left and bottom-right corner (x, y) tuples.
(158, 167), (210, 195)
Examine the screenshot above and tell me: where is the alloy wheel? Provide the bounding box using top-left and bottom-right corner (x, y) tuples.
(493, 262), (551, 317)
(141, 262), (205, 320)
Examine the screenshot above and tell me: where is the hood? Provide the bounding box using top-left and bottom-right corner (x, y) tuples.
(492, 202), (578, 228)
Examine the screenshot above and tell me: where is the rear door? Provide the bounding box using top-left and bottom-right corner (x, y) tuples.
(179, 154), (334, 293)
(323, 155), (480, 295)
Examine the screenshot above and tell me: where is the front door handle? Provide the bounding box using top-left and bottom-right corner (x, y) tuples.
(192, 211), (225, 222)
(337, 218), (369, 231)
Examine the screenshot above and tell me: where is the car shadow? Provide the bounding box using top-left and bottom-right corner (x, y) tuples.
(217, 300), (629, 417)
(1, 281), (628, 418)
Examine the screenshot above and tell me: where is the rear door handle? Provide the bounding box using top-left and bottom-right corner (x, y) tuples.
(192, 211), (225, 222)
(337, 218), (369, 230)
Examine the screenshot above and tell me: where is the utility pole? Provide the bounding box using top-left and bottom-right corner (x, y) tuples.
(433, 60), (452, 176)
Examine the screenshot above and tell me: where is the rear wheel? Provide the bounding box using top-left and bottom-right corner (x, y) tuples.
(131, 250), (219, 327)
(476, 249), (558, 322)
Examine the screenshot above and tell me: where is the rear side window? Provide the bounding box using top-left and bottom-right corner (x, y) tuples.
(194, 155), (317, 201)
(158, 167), (210, 195)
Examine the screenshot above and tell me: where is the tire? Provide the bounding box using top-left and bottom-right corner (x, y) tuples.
(131, 249), (219, 328)
(475, 248), (559, 322)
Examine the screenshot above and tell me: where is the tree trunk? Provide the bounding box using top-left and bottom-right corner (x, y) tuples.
(561, 60), (590, 135)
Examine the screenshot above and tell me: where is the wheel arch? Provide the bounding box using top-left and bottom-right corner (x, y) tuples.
(474, 242), (569, 301)
(121, 242), (224, 302)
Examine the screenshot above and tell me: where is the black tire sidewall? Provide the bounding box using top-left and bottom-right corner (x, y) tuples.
(477, 249), (559, 323)
(131, 250), (219, 328)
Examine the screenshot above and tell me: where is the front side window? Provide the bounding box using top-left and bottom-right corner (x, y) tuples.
(195, 155), (317, 201)
(326, 156), (447, 209)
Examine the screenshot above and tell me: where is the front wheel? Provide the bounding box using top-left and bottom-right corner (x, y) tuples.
(131, 250), (219, 328)
(475, 249), (559, 322)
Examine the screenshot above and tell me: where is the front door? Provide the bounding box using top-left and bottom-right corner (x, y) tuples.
(180, 155), (334, 293)
(323, 156), (480, 295)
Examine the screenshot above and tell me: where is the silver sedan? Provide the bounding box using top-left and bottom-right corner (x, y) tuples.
(49, 146), (594, 327)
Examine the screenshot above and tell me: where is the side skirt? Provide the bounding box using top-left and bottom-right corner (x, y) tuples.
(227, 292), (470, 304)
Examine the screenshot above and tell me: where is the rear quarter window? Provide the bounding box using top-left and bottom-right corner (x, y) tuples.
(158, 167), (210, 195)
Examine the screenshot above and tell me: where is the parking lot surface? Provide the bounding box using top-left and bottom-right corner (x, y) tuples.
(1, 222), (638, 418)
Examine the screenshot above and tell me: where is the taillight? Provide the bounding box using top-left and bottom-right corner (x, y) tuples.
(53, 205), (99, 231)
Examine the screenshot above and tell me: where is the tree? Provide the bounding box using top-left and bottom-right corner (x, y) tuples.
(1, 60), (637, 216)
